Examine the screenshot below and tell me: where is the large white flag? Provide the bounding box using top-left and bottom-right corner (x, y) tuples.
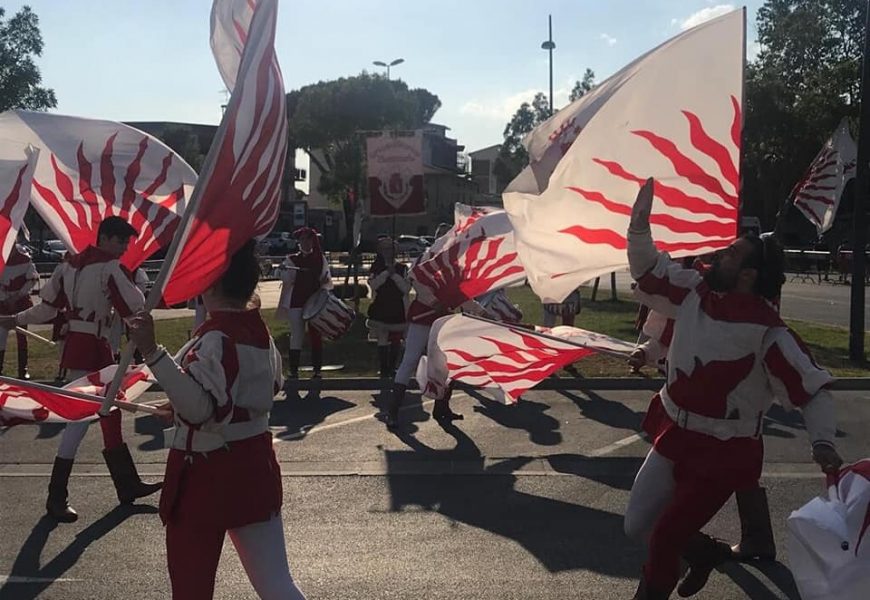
(0, 143), (38, 271)
(0, 110), (197, 270)
(790, 118), (857, 235)
(504, 10), (744, 303)
(417, 314), (635, 403)
(158, 0), (287, 306)
(411, 204), (525, 308)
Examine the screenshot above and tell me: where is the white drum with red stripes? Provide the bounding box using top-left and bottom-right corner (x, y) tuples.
(302, 290), (355, 340)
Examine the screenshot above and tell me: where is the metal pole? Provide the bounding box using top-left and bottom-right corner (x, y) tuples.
(850, 1), (870, 361)
(548, 15), (554, 115)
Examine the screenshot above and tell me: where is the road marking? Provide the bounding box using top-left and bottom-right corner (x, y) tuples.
(0, 575), (81, 583)
(588, 433), (644, 457)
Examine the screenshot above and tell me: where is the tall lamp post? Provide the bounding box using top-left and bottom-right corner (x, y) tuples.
(373, 58), (405, 79)
(541, 15), (556, 116)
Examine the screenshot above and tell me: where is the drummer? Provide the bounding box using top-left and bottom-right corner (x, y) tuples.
(366, 237), (410, 378)
(278, 227), (331, 379)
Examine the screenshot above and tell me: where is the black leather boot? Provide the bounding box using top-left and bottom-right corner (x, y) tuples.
(46, 456), (78, 522)
(17, 336), (30, 380)
(102, 444), (162, 504)
(311, 345), (323, 379)
(731, 487), (776, 561)
(377, 346), (390, 378)
(677, 533), (732, 597)
(386, 383), (406, 429)
(287, 349), (301, 379)
(388, 343), (401, 378)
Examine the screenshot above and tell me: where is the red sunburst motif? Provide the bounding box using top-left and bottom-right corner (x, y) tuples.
(558, 96), (741, 256)
(31, 134), (186, 269)
(413, 231), (525, 308)
(790, 147), (856, 227)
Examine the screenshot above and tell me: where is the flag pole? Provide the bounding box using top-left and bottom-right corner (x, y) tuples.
(849, 0), (870, 361)
(0, 375), (165, 416)
(462, 313), (634, 360)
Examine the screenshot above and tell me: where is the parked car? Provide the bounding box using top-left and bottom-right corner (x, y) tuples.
(396, 235), (431, 257)
(26, 239), (67, 262)
(420, 235), (435, 246)
(257, 232), (298, 256)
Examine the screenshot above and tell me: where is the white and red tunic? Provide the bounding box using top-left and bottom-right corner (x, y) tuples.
(15, 246), (144, 371)
(0, 247), (38, 314)
(280, 251), (330, 310)
(628, 229), (836, 489)
(148, 309), (284, 528)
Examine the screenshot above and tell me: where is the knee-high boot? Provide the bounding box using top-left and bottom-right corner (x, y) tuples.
(377, 346), (390, 379)
(17, 332), (29, 380)
(388, 342), (401, 377)
(0, 350), (5, 376)
(676, 533), (732, 597)
(102, 443), (163, 504)
(386, 383), (406, 429)
(731, 487), (776, 561)
(288, 349), (301, 379)
(46, 456), (78, 522)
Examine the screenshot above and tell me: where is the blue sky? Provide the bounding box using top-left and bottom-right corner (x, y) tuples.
(8, 1), (763, 154)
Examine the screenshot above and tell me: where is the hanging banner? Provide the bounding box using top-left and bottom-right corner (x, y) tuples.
(367, 131), (425, 216)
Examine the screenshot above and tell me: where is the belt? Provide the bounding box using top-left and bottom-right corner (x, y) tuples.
(66, 319), (107, 340)
(660, 389), (763, 441)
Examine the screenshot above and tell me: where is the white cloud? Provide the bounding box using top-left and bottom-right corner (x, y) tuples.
(674, 4), (735, 31)
(460, 86), (571, 121)
(599, 33), (617, 47)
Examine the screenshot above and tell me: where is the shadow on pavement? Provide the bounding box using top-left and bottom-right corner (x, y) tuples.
(557, 389), (645, 432)
(0, 504), (158, 600)
(465, 390), (562, 446)
(547, 454), (643, 492)
(134, 414), (168, 452)
(269, 394), (354, 440)
(721, 559), (800, 600)
(385, 425), (641, 576)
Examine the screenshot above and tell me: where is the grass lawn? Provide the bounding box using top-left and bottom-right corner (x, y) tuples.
(6, 285), (869, 381)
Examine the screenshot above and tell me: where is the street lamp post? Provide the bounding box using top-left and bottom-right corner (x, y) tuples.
(373, 58), (405, 79)
(541, 15), (556, 116)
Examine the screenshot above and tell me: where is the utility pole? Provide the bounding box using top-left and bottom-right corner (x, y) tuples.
(541, 15), (556, 116)
(850, 1), (870, 361)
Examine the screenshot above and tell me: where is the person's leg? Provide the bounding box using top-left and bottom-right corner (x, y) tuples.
(375, 326), (390, 378)
(542, 310), (556, 328)
(229, 514), (306, 600)
(643, 469), (733, 597)
(287, 309), (304, 378)
(731, 484), (776, 560)
(388, 323), (429, 428)
(15, 328), (29, 379)
(0, 325), (8, 375)
(624, 449), (676, 542)
(308, 327), (323, 378)
(48, 369), (93, 522)
(166, 519), (226, 600)
(432, 382), (462, 422)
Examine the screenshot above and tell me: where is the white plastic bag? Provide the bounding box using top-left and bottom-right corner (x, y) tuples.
(787, 460), (870, 600)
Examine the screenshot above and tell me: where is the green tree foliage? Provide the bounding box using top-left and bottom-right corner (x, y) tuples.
(0, 6), (56, 112)
(496, 70), (596, 186)
(743, 0), (864, 239)
(157, 124), (204, 172)
(285, 73), (441, 246)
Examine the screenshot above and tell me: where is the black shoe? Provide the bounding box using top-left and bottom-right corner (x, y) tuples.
(677, 534), (732, 597)
(433, 408), (464, 422)
(46, 457), (78, 523)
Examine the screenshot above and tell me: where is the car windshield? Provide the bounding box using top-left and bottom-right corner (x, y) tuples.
(45, 240), (66, 251)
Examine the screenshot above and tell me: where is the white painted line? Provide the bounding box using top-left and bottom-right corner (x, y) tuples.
(1, 575), (81, 583)
(588, 433), (644, 457)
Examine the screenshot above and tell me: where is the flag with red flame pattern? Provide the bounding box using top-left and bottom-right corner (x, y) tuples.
(0, 143), (38, 271)
(0, 364), (154, 426)
(504, 10), (744, 303)
(417, 314), (636, 403)
(789, 118), (856, 235)
(0, 110), (197, 271)
(411, 204), (526, 308)
(159, 0), (287, 305)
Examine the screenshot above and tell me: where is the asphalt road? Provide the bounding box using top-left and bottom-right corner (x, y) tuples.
(1, 387), (867, 599)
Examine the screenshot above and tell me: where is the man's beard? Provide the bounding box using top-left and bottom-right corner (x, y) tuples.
(703, 260), (732, 292)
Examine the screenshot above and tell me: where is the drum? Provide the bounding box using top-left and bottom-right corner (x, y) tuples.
(480, 290), (523, 323)
(302, 290), (355, 340)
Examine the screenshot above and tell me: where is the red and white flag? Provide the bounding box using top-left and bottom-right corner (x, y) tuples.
(790, 119), (857, 235)
(0, 110), (197, 270)
(417, 314), (636, 403)
(504, 10), (744, 303)
(411, 204), (526, 308)
(158, 0), (287, 306)
(0, 143), (38, 271)
(0, 365), (154, 427)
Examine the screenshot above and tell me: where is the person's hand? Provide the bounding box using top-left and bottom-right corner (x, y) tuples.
(629, 177), (654, 233)
(628, 348), (646, 373)
(155, 401), (174, 425)
(812, 444), (844, 475)
(0, 315), (16, 330)
(126, 311), (157, 356)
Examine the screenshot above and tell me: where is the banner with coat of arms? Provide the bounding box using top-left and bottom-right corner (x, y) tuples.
(367, 131), (425, 216)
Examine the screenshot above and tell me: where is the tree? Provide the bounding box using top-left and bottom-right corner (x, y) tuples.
(742, 0), (864, 239)
(569, 68), (596, 102)
(286, 73), (441, 247)
(0, 6), (56, 112)
(495, 69), (596, 186)
(157, 124), (204, 172)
